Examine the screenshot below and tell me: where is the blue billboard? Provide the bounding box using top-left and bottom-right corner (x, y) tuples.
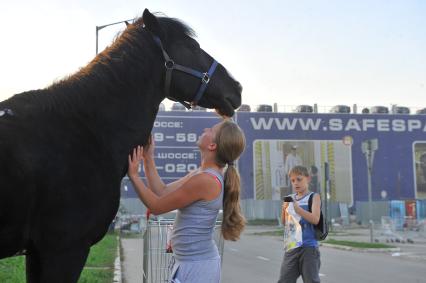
(122, 111), (426, 205)
(121, 111), (221, 198)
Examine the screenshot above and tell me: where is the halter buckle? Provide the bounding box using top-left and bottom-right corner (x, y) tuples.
(202, 73), (210, 84)
(165, 60), (174, 69)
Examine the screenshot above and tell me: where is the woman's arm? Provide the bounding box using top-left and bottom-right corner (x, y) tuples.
(142, 155), (167, 196)
(144, 156), (198, 196)
(129, 172), (219, 215)
(128, 146), (220, 215)
(141, 137), (196, 196)
(293, 194), (321, 225)
(139, 137), (167, 196)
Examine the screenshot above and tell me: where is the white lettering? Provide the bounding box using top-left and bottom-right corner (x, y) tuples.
(248, 116), (426, 132)
(345, 119), (361, 131)
(274, 118), (298, 130)
(408, 120), (421, 131)
(157, 152), (196, 159)
(153, 121), (182, 128)
(329, 119), (343, 131)
(298, 118), (321, 131)
(377, 119), (390, 131)
(362, 119), (375, 131)
(250, 117), (273, 130)
(392, 120), (406, 132)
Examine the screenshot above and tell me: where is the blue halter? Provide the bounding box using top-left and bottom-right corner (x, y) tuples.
(152, 35), (218, 109)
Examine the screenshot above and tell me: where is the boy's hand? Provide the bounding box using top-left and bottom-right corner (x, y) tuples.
(282, 202), (289, 212)
(292, 199), (301, 214)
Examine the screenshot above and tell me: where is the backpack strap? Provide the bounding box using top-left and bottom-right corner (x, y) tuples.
(308, 192), (315, 212)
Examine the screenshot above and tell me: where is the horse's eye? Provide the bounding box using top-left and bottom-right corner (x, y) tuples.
(189, 43), (200, 53)
(186, 40), (200, 52)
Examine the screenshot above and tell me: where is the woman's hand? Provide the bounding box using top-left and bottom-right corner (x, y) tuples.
(128, 145), (144, 179)
(142, 135), (155, 160)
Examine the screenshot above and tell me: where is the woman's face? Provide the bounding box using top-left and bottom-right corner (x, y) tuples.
(197, 122), (221, 149)
(289, 173), (310, 194)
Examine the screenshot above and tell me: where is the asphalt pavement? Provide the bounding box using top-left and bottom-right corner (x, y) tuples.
(120, 225), (426, 283)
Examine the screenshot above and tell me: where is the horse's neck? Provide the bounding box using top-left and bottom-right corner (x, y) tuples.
(8, 41), (165, 155)
(73, 56), (164, 151)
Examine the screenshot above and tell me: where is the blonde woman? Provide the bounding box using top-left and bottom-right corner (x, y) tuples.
(128, 120), (246, 283)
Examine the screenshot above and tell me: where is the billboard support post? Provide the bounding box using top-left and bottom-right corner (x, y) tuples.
(362, 139), (378, 243)
(324, 162), (329, 230)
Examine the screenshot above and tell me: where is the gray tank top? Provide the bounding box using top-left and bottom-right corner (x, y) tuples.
(170, 168), (224, 261)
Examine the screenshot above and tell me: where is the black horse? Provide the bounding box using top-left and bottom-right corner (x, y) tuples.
(0, 9), (241, 282)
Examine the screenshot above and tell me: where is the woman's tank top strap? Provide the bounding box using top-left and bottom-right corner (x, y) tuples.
(200, 168), (224, 190)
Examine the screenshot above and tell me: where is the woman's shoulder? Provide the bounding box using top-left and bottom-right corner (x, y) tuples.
(187, 170), (222, 187)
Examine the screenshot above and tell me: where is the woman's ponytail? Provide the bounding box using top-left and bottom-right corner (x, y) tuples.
(214, 120), (246, 241)
(222, 165), (245, 241)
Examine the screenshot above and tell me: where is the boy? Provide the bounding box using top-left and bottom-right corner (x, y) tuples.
(278, 165), (322, 283)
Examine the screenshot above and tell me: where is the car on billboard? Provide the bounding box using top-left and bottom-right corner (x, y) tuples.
(416, 107), (426, 114)
(159, 103), (166, 112)
(370, 106), (389, 114)
(294, 104), (313, 113)
(192, 105), (206, 111)
(330, 105), (351, 113)
(238, 104), (251, 112)
(391, 106), (410, 114)
(171, 102), (186, 111)
(256, 104), (273, 112)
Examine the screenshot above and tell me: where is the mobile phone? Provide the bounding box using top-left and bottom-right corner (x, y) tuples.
(283, 196), (293, 202)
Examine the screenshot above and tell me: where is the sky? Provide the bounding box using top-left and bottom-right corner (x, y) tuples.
(0, 0), (425, 112)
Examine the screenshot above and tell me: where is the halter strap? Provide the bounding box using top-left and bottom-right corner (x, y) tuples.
(152, 35), (218, 109)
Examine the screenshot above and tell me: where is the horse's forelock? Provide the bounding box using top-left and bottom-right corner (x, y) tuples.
(157, 17), (197, 39)
(131, 12), (196, 40)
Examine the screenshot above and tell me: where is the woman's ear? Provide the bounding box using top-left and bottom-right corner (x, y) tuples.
(208, 143), (217, 151)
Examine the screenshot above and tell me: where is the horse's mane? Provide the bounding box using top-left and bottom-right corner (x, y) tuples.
(3, 14), (196, 116)
(54, 14), (197, 95)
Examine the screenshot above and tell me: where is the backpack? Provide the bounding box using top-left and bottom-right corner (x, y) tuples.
(308, 193), (328, 241)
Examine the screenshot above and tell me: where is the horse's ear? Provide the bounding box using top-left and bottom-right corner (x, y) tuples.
(143, 9), (165, 40)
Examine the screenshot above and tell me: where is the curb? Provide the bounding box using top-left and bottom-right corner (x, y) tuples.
(113, 236), (122, 283)
(321, 243), (400, 253)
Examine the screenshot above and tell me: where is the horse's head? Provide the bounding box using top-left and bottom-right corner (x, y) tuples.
(140, 9), (242, 117)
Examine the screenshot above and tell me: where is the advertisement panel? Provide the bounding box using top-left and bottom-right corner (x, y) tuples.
(414, 142), (426, 199)
(122, 111), (426, 204)
(236, 112), (426, 203)
(251, 139), (353, 205)
(122, 111), (221, 198)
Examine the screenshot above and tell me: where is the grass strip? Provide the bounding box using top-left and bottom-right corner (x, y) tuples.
(324, 238), (395, 249)
(0, 256), (26, 282)
(247, 219), (278, 226)
(0, 232), (118, 283)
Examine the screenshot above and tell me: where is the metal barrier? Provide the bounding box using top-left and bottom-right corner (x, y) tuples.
(375, 216), (426, 243)
(142, 218), (224, 283)
(376, 216), (405, 242)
